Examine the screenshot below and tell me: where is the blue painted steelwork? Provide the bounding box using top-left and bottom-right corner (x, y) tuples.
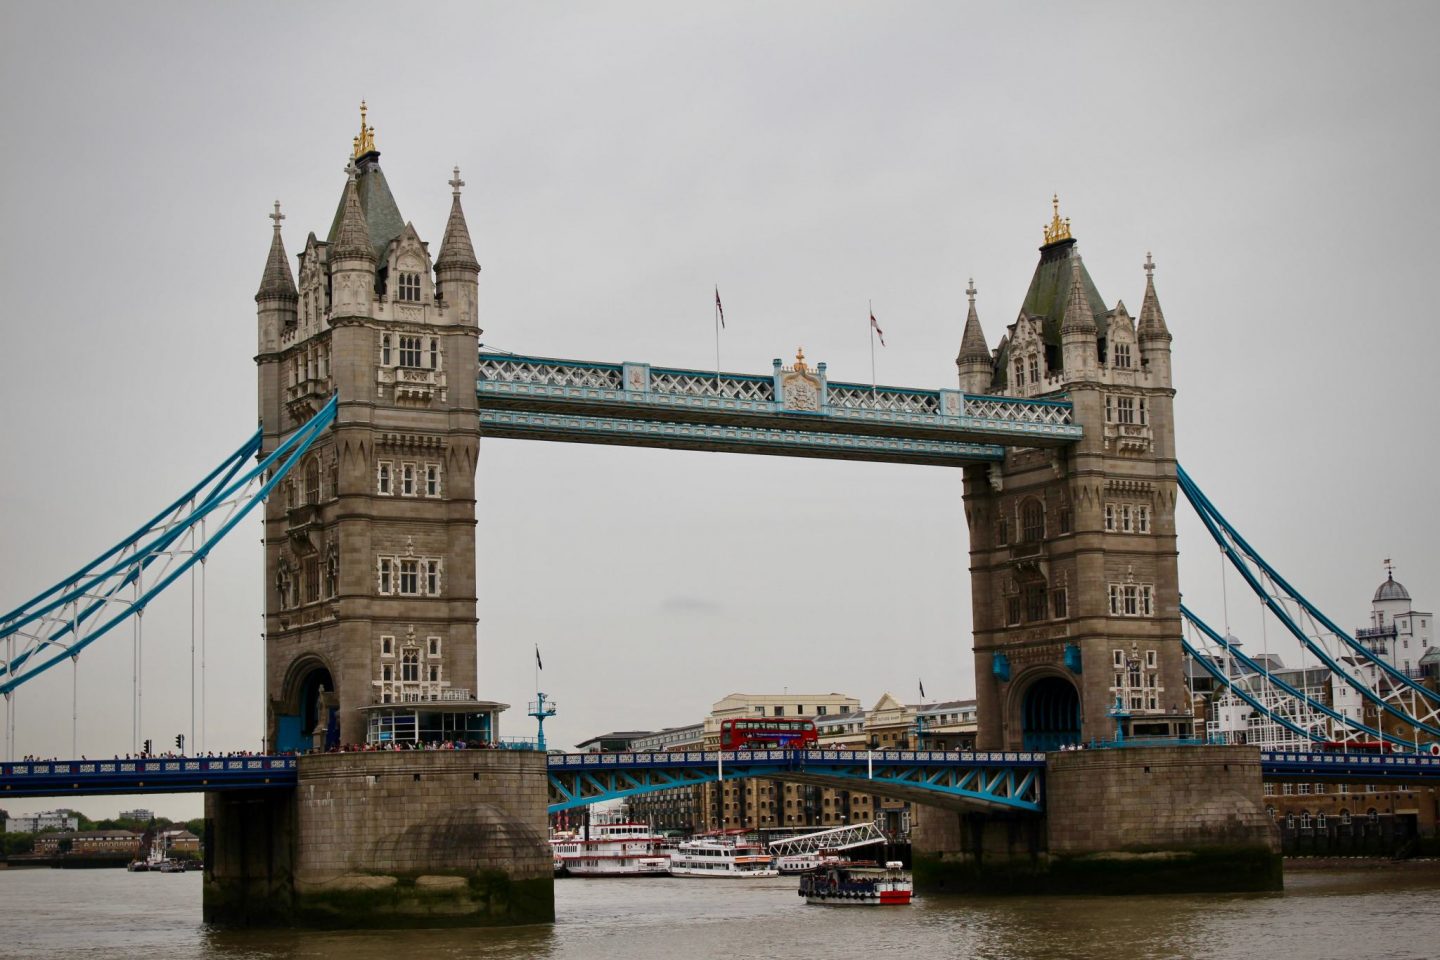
(1260, 750), (1440, 782)
(475, 353), (1082, 462)
(544, 748), (1047, 814)
(0, 756), (298, 798)
(0, 397), (338, 696)
(1181, 604), (1408, 749)
(1178, 466), (1440, 739)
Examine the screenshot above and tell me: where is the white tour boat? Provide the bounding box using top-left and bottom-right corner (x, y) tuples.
(551, 822), (671, 877)
(668, 837), (780, 878)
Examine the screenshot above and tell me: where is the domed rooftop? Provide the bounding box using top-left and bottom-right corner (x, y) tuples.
(1373, 572), (1411, 603)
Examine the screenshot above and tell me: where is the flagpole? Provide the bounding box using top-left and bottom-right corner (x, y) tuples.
(869, 300), (876, 398)
(715, 285), (721, 384)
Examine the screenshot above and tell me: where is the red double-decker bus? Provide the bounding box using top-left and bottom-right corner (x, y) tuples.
(719, 718), (817, 750)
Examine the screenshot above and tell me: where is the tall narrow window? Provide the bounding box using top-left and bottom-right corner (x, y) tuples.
(1006, 596), (1022, 626)
(1109, 584), (1122, 616)
(381, 635), (394, 657)
(401, 463), (416, 496)
(305, 460), (320, 506)
(1024, 582), (1048, 622)
(429, 338), (439, 370)
(1014, 362), (1025, 387)
(402, 648), (419, 682)
(425, 463), (441, 497)
(377, 461), (393, 495)
(1028, 356), (1040, 383)
(1104, 503), (1117, 532)
(1105, 395), (1114, 423)
(1121, 504), (1133, 533)
(1123, 584), (1139, 616)
(1139, 398), (1148, 425)
(1136, 505), (1151, 533)
(399, 559), (419, 595)
(424, 559), (440, 595)
(1051, 588), (1068, 619)
(378, 558), (393, 595)
(381, 334), (392, 366)
(427, 636), (441, 657)
(1141, 585), (1154, 616)
(1021, 500), (1044, 542)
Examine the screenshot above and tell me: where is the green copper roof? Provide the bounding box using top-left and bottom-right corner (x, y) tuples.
(327, 153), (405, 261)
(1020, 239), (1110, 344)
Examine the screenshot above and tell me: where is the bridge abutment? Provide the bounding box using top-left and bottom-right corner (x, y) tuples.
(205, 751), (552, 928)
(912, 746), (1281, 894)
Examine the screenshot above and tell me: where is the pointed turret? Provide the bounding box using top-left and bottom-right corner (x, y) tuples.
(255, 202), (298, 355)
(331, 163), (376, 263)
(435, 167), (480, 328)
(1061, 252), (1098, 378)
(956, 279), (992, 394)
(1137, 252), (1172, 385)
(256, 201), (298, 303)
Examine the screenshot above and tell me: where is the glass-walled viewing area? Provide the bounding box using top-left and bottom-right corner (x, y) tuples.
(362, 702), (503, 745)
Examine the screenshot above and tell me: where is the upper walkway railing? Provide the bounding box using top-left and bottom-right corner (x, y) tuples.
(476, 353), (1081, 466)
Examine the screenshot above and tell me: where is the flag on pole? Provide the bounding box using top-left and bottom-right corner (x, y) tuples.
(715, 286), (725, 328)
(870, 310), (885, 347)
(919, 679), (925, 699)
(535, 645), (543, 671)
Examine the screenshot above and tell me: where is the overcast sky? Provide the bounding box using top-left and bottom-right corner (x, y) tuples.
(2, 2), (1437, 820)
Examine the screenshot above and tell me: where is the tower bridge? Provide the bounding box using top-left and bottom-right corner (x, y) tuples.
(9, 108), (1438, 927)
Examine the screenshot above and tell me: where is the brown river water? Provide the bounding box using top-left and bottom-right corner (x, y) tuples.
(1, 863), (1437, 960)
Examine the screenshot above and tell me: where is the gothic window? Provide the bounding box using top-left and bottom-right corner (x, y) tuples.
(1058, 507), (1072, 535)
(399, 335), (423, 368)
(1021, 500), (1044, 542)
(1014, 361), (1025, 387)
(397, 272), (421, 302)
(1113, 343), (1131, 368)
(378, 558), (393, 595)
(1109, 585), (1121, 615)
(425, 463), (441, 497)
(1024, 582), (1048, 622)
(401, 463), (416, 496)
(1121, 504), (1133, 532)
(1123, 585), (1139, 616)
(1339, 809), (1351, 825)
(382, 663), (393, 682)
(324, 548), (337, 598)
(997, 516), (1009, 546)
(427, 636), (441, 657)
(304, 557), (319, 603)
(424, 559), (441, 595)
(402, 648), (420, 682)
(399, 559), (419, 595)
(1141, 585), (1154, 616)
(429, 338), (439, 370)
(1116, 396), (1136, 425)
(1136, 505), (1151, 533)
(381, 635), (394, 657)
(305, 459), (320, 506)
(1051, 588), (1068, 619)
(1028, 356), (1040, 383)
(377, 461), (393, 495)
(1006, 596), (1022, 626)
(328, 455), (339, 499)
(1138, 398), (1148, 425)
(1104, 395), (1113, 423)
(428, 664), (441, 683)
(381, 334), (392, 366)
(1104, 503), (1117, 532)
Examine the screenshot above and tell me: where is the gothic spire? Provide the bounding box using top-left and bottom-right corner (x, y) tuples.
(1137, 252), (1171, 341)
(1060, 253), (1097, 335)
(435, 166), (480, 273)
(957, 278), (989, 363)
(255, 200), (298, 302)
(332, 160), (375, 262)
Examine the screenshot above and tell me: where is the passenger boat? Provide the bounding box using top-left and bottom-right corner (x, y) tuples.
(797, 861), (913, 905)
(551, 822), (671, 877)
(774, 851), (846, 874)
(668, 837), (779, 878)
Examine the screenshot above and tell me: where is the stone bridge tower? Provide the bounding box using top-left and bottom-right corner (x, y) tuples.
(253, 106), (499, 750)
(959, 199), (1190, 751)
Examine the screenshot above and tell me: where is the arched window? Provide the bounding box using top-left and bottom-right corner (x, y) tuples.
(402, 648), (419, 683)
(1265, 805), (1276, 821)
(1367, 808), (1379, 823)
(305, 459), (320, 506)
(1339, 809), (1351, 825)
(1021, 499), (1045, 542)
(1298, 812), (1311, 830)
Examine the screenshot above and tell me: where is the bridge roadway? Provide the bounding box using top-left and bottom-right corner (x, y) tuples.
(3, 749), (1439, 809)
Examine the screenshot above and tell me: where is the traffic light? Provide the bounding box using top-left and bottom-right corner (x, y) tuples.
(143, 739), (152, 755)
(175, 734), (185, 752)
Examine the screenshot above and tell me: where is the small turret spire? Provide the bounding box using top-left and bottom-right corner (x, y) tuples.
(1137, 251), (1171, 341)
(255, 200), (297, 303)
(436, 165), (479, 273)
(956, 278), (992, 392)
(332, 161), (375, 262)
(1061, 254), (1096, 335)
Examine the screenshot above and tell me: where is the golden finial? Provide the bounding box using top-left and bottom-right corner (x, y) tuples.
(352, 100), (376, 158)
(1043, 193), (1072, 245)
(794, 347), (808, 372)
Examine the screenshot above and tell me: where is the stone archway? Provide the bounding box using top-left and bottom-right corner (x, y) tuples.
(1019, 674), (1080, 752)
(277, 657), (337, 753)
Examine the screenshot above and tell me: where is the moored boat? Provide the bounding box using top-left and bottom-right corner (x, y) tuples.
(668, 837), (779, 878)
(551, 822), (671, 877)
(797, 861), (912, 905)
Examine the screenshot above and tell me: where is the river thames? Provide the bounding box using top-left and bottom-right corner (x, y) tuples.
(1, 864), (1437, 959)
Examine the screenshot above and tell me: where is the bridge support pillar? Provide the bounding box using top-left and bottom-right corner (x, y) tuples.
(205, 751), (553, 928)
(912, 746), (1281, 894)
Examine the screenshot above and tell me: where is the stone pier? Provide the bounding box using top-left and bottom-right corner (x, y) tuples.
(204, 750), (552, 928)
(912, 745), (1282, 894)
